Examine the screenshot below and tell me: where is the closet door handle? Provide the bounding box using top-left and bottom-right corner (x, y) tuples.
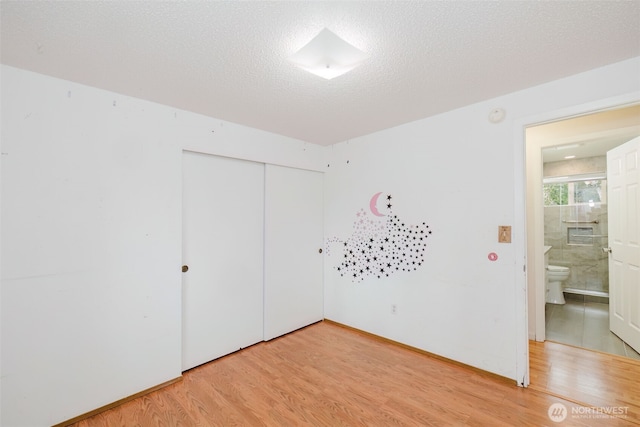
(182, 265), (189, 273)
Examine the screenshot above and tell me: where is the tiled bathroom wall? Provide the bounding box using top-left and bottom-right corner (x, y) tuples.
(544, 156), (606, 177)
(544, 204), (609, 293)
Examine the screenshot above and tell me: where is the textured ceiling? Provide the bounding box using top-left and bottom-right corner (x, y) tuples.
(1, 1), (639, 146)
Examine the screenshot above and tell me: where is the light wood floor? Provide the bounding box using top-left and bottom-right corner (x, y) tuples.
(530, 339), (640, 424)
(70, 321), (639, 426)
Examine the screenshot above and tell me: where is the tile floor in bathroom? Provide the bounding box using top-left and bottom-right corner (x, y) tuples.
(545, 297), (640, 360)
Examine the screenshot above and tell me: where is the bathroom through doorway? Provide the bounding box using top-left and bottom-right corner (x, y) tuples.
(526, 104), (640, 360)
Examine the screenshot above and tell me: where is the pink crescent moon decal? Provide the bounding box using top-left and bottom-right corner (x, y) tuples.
(369, 192), (385, 217)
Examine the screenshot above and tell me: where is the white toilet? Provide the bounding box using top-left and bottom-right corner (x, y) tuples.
(546, 265), (570, 304)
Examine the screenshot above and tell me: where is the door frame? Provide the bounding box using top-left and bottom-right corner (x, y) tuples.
(513, 91), (640, 387)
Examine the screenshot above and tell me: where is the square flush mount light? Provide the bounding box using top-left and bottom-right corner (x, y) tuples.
(289, 28), (368, 80)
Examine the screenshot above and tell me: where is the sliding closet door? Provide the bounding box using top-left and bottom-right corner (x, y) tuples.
(182, 151), (264, 371)
(264, 165), (324, 340)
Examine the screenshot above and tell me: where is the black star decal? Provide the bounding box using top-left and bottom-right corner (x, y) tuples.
(334, 195), (433, 282)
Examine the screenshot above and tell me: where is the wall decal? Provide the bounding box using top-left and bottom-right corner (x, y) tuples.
(327, 193), (432, 282)
(369, 192), (385, 217)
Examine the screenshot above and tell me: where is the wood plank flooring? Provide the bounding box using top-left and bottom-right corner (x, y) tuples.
(70, 321), (638, 426)
(530, 339), (640, 423)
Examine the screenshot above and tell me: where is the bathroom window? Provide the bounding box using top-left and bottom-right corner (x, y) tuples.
(573, 180), (604, 204)
(544, 183), (569, 206)
(543, 173), (607, 206)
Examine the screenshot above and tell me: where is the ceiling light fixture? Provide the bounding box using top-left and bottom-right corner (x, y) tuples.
(289, 28), (368, 80)
(554, 143), (581, 150)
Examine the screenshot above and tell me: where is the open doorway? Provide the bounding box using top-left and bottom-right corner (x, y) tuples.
(526, 105), (640, 359)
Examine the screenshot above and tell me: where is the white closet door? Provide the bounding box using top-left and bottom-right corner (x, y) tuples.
(264, 165), (324, 340)
(182, 151), (264, 371)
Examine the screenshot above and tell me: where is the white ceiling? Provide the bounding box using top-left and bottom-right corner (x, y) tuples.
(1, 1), (639, 146)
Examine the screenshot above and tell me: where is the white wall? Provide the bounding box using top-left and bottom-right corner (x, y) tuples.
(0, 65), (326, 426)
(324, 57), (640, 381)
(3, 56), (640, 425)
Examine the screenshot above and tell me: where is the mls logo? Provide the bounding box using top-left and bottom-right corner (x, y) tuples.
(548, 403), (568, 422)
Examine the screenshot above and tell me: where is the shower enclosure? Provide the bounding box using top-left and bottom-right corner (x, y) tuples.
(543, 171), (609, 298)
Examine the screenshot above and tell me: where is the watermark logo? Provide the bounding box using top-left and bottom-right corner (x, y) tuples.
(548, 403), (567, 423)
(548, 403), (629, 422)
